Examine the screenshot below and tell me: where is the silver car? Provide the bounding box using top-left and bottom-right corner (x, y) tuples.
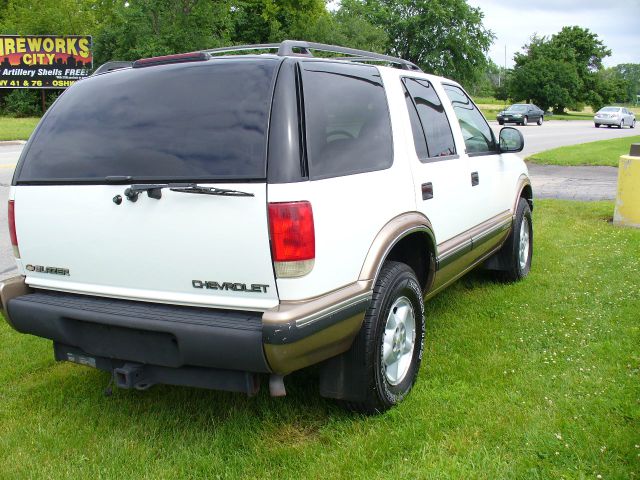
(594, 106), (636, 128)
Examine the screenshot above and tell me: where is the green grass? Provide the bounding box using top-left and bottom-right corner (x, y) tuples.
(472, 96), (506, 105)
(0, 116), (40, 141)
(528, 135), (640, 167)
(545, 112), (594, 121)
(1, 200), (638, 479)
(474, 97), (638, 121)
(478, 107), (594, 122)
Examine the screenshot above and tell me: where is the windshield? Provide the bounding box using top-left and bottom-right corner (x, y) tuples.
(507, 105), (528, 112)
(15, 58), (279, 183)
(599, 107), (620, 113)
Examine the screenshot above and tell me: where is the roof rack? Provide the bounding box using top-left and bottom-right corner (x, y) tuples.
(92, 61), (133, 75)
(203, 40), (422, 72)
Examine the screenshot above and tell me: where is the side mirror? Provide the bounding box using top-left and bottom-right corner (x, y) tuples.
(499, 127), (524, 153)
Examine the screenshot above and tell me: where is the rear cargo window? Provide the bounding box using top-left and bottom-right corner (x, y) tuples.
(15, 58), (279, 183)
(301, 62), (392, 180)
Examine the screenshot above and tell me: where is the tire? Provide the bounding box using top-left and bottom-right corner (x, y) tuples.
(595, 123), (600, 128)
(344, 261), (425, 414)
(619, 121), (623, 128)
(537, 116), (543, 126)
(607, 124), (612, 128)
(498, 120), (504, 125)
(522, 116), (528, 126)
(632, 119), (636, 129)
(491, 198), (533, 282)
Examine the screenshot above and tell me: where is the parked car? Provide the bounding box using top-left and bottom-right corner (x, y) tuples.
(497, 104), (544, 126)
(594, 106), (636, 128)
(0, 41), (533, 414)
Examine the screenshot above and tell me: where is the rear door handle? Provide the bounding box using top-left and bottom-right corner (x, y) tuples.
(471, 171), (479, 186)
(421, 182), (433, 200)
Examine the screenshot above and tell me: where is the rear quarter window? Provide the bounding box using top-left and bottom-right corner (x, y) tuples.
(301, 62), (393, 180)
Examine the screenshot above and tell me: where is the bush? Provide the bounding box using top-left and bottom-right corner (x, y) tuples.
(0, 90), (41, 117)
(0, 89), (60, 117)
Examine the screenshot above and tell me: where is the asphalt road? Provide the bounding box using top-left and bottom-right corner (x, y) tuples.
(0, 120), (638, 280)
(488, 119), (638, 158)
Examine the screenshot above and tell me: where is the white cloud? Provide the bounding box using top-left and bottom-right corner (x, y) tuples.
(467, 0), (640, 67)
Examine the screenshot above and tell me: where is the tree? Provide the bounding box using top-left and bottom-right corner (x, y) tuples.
(609, 63), (640, 104)
(94, 0), (232, 65)
(467, 59), (501, 97)
(0, 0), (99, 35)
(508, 27), (612, 113)
(229, 0), (328, 44)
(337, 0), (494, 86)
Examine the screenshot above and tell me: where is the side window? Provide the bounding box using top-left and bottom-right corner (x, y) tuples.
(403, 84), (429, 159)
(301, 62), (393, 180)
(443, 84), (497, 155)
(402, 78), (456, 160)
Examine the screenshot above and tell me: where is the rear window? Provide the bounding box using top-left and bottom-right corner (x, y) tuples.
(301, 62), (393, 180)
(16, 58), (279, 183)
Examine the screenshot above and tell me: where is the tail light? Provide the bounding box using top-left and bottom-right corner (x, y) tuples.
(268, 201), (315, 278)
(8, 200), (20, 258)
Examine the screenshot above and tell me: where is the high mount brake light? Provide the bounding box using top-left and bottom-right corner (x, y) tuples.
(8, 200), (19, 258)
(132, 52), (211, 68)
(268, 201), (315, 278)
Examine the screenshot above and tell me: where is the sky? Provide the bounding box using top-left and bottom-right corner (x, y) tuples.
(465, 0), (640, 68)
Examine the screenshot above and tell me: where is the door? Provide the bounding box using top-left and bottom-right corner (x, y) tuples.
(400, 76), (478, 246)
(441, 84), (513, 243)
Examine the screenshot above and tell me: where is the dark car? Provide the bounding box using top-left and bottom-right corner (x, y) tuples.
(497, 104), (544, 126)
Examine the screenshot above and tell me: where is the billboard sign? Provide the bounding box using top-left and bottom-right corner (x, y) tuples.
(0, 35), (92, 89)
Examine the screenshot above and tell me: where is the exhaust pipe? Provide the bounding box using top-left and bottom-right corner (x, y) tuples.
(269, 374), (286, 397)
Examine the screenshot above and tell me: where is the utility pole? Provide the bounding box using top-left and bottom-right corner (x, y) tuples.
(504, 44), (507, 76)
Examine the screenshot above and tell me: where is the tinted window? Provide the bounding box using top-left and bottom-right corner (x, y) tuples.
(403, 78), (456, 159)
(444, 84), (496, 154)
(403, 84), (429, 159)
(301, 62), (392, 180)
(17, 58), (279, 182)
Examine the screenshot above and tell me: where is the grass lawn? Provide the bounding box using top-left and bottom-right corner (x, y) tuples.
(474, 97), (639, 122)
(1, 200), (638, 479)
(528, 135), (640, 167)
(477, 106), (594, 122)
(0, 116), (40, 141)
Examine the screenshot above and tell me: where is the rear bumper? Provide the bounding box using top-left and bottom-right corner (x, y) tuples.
(594, 117), (620, 125)
(1, 276), (371, 380)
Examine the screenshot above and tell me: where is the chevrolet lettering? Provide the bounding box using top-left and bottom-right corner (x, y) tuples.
(192, 280), (269, 293)
(1, 40), (533, 414)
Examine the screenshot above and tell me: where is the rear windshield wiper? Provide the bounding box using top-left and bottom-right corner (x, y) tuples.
(120, 183), (254, 202)
(170, 184), (254, 197)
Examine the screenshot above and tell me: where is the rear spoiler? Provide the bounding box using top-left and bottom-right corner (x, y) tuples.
(93, 61), (133, 76)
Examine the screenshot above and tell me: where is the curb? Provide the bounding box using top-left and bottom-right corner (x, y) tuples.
(0, 140), (27, 146)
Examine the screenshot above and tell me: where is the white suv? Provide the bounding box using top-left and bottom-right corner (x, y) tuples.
(0, 41), (533, 413)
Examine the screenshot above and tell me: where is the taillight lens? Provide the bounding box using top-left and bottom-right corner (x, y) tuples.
(268, 201), (315, 278)
(8, 200), (20, 258)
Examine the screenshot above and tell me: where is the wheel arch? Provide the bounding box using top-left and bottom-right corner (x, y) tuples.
(359, 212), (436, 294)
(514, 175), (533, 213)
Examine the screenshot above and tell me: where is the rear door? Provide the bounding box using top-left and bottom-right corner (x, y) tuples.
(11, 58), (281, 310)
